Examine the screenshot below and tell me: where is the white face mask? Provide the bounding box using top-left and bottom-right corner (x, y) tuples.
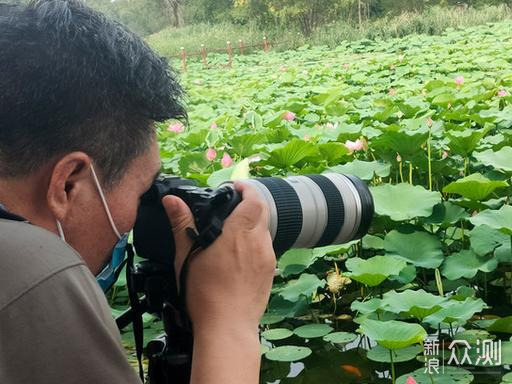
(56, 163), (128, 291)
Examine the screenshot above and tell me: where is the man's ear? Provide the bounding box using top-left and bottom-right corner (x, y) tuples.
(46, 152), (92, 221)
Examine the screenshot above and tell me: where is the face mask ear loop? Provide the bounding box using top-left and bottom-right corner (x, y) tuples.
(56, 220), (66, 242)
(90, 163), (122, 240)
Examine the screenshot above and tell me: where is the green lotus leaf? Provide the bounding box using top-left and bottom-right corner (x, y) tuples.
(359, 319), (427, 349)
(293, 324), (333, 338)
(372, 125), (428, 158)
(277, 248), (318, 277)
(469, 224), (509, 256)
(346, 256), (407, 286)
(351, 298), (383, 314)
(388, 264), (418, 285)
(329, 160), (391, 181)
(470, 205), (512, 235)
(362, 234), (384, 250)
(423, 297), (487, 327)
(474, 146), (512, 173)
(447, 127), (491, 156)
(267, 295), (308, 318)
(423, 201), (469, 227)
(384, 229), (444, 269)
(503, 342), (512, 364)
(503, 372), (512, 383)
(178, 152), (210, 175)
(370, 183), (441, 221)
(261, 328), (293, 341)
(304, 112), (320, 123)
(230, 132), (266, 157)
(266, 139), (319, 168)
(453, 329), (495, 344)
(487, 316), (512, 334)
(443, 173), (508, 201)
(318, 142), (349, 163)
(322, 331), (357, 345)
(260, 313), (285, 325)
(207, 166), (234, 187)
(264, 345), (312, 362)
(396, 366), (473, 384)
(367, 344), (422, 363)
(260, 344), (270, 355)
(442, 249), (498, 280)
(381, 289), (447, 320)
(277, 273), (325, 302)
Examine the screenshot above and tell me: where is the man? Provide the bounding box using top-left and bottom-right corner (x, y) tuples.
(0, 1), (276, 383)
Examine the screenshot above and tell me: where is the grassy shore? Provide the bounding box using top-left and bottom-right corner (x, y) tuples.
(147, 5), (511, 59)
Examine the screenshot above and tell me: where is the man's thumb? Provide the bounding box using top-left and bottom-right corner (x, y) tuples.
(162, 195), (196, 236)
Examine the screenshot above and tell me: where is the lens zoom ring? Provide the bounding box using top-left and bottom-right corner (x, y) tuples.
(344, 174), (374, 239)
(306, 175), (345, 247)
(257, 177), (302, 255)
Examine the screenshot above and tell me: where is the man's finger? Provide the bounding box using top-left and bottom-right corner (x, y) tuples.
(161, 195), (196, 284)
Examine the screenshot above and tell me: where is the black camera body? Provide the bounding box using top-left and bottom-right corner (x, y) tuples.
(134, 175), (241, 267)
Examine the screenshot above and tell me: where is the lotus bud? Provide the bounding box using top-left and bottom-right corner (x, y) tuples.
(168, 122), (184, 133)
(221, 153), (233, 168)
(282, 111), (296, 121)
(455, 75), (465, 86)
(206, 148), (217, 161)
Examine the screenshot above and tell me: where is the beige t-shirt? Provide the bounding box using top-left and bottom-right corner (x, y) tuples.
(0, 218), (141, 384)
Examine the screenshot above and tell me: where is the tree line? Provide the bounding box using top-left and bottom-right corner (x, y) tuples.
(6, 0), (512, 36)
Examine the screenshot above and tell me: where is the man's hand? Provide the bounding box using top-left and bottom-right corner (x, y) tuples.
(162, 181), (276, 384)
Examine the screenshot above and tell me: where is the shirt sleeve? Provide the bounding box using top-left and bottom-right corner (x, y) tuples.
(0, 264), (142, 384)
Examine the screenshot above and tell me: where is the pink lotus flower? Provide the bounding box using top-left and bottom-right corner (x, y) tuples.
(396, 153), (402, 163)
(398, 54), (405, 63)
(388, 88), (397, 97)
(168, 122), (184, 133)
(343, 63), (349, 70)
(345, 139), (366, 154)
(304, 134), (311, 141)
(455, 76), (465, 86)
(405, 377), (418, 384)
(210, 121), (218, 130)
(221, 153), (233, 168)
(206, 148), (217, 161)
(498, 89), (508, 97)
(279, 65), (288, 72)
(426, 117), (433, 127)
(442, 150), (449, 159)
(282, 111), (296, 121)
(326, 123), (335, 130)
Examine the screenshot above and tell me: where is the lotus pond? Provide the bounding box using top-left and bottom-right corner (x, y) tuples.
(109, 21), (512, 383)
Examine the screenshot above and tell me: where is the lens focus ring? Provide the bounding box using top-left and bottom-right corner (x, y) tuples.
(257, 177), (302, 255)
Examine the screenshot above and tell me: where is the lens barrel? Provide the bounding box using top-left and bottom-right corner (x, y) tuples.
(242, 173), (374, 255)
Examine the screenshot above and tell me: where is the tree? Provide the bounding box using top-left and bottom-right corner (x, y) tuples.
(161, 0), (184, 27)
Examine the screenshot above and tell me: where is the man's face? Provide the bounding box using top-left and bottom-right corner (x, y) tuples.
(66, 139), (161, 274)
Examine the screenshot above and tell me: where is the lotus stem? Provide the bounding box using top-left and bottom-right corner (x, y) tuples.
(427, 130), (432, 190)
(389, 349), (396, 384)
(435, 268), (444, 297)
(510, 235), (512, 304)
(399, 161), (404, 183)
(409, 162), (413, 184)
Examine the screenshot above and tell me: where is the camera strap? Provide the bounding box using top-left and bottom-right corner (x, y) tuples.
(126, 242), (146, 382)
(176, 227), (203, 331)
